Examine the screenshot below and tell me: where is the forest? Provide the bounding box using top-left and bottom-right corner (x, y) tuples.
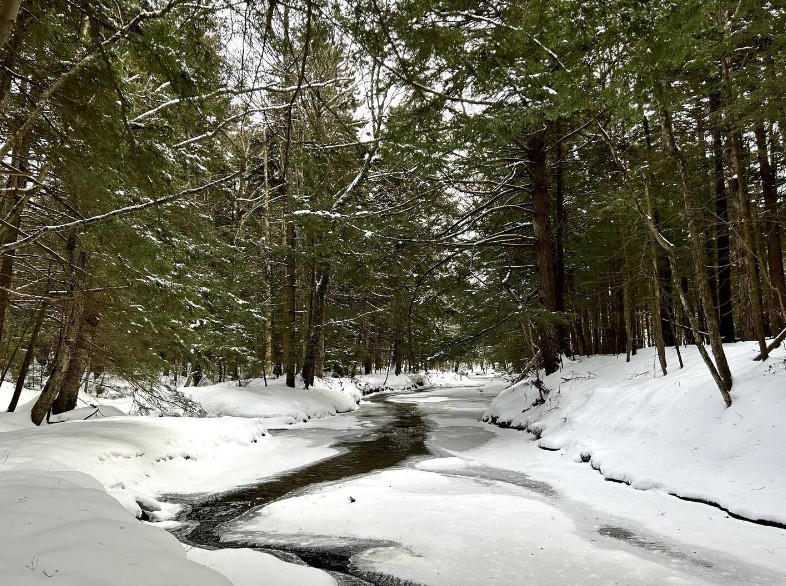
(1, 0), (785, 424)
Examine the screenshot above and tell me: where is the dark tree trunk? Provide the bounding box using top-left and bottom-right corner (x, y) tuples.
(7, 302), (47, 412)
(52, 298), (98, 415)
(658, 98), (732, 405)
(755, 122), (786, 332)
(31, 251), (88, 425)
(730, 130), (768, 357)
(655, 216), (676, 347)
(554, 130), (569, 355)
(283, 173), (298, 388)
(710, 94), (735, 343)
(302, 271), (329, 389)
(528, 130), (559, 375)
(0, 138), (31, 346)
(393, 336), (403, 376)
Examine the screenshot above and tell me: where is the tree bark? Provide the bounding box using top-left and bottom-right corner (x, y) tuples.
(0, 0), (22, 51)
(30, 251), (88, 425)
(528, 130), (559, 375)
(282, 163), (298, 388)
(755, 122), (786, 332)
(656, 101), (732, 404)
(554, 129), (569, 355)
(7, 301), (47, 412)
(302, 271), (329, 389)
(0, 137), (31, 346)
(51, 298), (98, 414)
(710, 93), (735, 343)
(729, 130), (768, 357)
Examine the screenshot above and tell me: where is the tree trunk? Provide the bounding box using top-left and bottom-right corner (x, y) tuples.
(0, 137), (31, 346)
(650, 266), (668, 376)
(30, 251), (88, 425)
(0, 0), (22, 51)
(730, 130), (768, 357)
(393, 336), (403, 376)
(51, 294), (98, 415)
(623, 278), (633, 362)
(657, 100), (732, 404)
(283, 164), (298, 388)
(7, 302), (47, 412)
(528, 130), (559, 375)
(755, 122), (786, 332)
(710, 94), (735, 343)
(302, 271), (329, 389)
(555, 129), (569, 355)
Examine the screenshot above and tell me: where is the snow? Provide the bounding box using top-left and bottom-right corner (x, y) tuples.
(223, 468), (714, 585)
(482, 343), (786, 527)
(0, 406), (337, 516)
(0, 461), (230, 586)
(0, 371), (438, 586)
(181, 376), (361, 423)
(49, 405), (126, 422)
(351, 370), (482, 394)
(3, 351), (784, 586)
(185, 548), (336, 586)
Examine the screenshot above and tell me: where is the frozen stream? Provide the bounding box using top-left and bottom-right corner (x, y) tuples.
(171, 381), (785, 585)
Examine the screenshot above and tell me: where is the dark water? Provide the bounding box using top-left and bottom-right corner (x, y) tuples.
(172, 395), (431, 585)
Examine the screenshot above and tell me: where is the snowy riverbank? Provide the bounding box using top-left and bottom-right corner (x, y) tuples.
(482, 342), (786, 527)
(0, 370), (461, 585)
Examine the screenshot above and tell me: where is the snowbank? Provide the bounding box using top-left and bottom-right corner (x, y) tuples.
(181, 376), (361, 423)
(0, 393), (345, 585)
(352, 370), (482, 394)
(0, 407), (337, 514)
(0, 461), (230, 586)
(483, 343), (786, 526)
(185, 547), (336, 586)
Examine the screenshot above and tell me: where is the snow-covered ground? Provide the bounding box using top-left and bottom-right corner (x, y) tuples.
(0, 372), (430, 586)
(482, 343), (786, 527)
(222, 355), (786, 585)
(0, 461), (231, 586)
(185, 547), (336, 586)
(180, 376), (362, 423)
(3, 351), (785, 585)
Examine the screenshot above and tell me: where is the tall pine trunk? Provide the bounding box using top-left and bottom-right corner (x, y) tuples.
(528, 130), (559, 375)
(282, 162), (298, 388)
(710, 94), (735, 342)
(729, 130), (768, 357)
(302, 271), (329, 389)
(51, 297), (98, 414)
(755, 122), (786, 331)
(0, 137), (31, 347)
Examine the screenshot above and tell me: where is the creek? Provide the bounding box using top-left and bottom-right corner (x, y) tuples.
(168, 383), (785, 586)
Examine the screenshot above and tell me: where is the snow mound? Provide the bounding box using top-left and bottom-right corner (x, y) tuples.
(0, 461), (230, 586)
(483, 343), (786, 526)
(186, 547), (337, 586)
(0, 415), (336, 507)
(182, 376), (361, 422)
(352, 373), (423, 394)
(352, 371), (482, 394)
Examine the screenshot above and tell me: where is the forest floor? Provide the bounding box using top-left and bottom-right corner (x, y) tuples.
(0, 346), (785, 585)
